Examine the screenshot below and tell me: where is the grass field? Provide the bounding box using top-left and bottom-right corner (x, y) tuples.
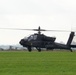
(0, 51), (76, 75)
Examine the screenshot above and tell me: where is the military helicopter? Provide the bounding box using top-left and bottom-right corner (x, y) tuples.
(0, 26), (76, 52)
(19, 26), (76, 52)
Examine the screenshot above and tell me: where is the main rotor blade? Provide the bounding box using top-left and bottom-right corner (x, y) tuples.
(43, 29), (76, 32)
(0, 28), (47, 31)
(0, 28), (35, 31)
(45, 30), (71, 32)
(0, 28), (76, 32)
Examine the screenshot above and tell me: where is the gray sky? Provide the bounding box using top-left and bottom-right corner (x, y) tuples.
(0, 0), (76, 45)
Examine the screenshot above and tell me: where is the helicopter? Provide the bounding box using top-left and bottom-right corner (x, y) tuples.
(0, 26), (76, 52)
(19, 26), (76, 52)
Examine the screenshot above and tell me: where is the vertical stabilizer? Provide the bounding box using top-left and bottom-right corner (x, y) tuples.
(67, 32), (75, 46)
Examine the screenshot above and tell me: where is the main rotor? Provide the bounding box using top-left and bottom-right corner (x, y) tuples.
(33, 26), (46, 34)
(0, 26), (75, 33)
(0, 26), (46, 34)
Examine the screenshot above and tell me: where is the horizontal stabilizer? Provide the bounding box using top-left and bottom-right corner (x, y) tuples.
(70, 45), (76, 48)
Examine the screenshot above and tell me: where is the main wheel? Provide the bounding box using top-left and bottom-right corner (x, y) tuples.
(36, 47), (41, 52)
(70, 49), (73, 52)
(27, 47), (32, 52)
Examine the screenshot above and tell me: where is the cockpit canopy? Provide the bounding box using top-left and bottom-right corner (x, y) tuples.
(23, 34), (38, 41)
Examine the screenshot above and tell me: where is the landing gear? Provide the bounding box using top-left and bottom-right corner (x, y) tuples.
(36, 47), (41, 52)
(27, 46), (32, 52)
(70, 49), (73, 52)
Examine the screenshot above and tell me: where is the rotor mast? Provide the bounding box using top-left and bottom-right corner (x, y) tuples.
(38, 26), (41, 34)
(34, 26), (46, 34)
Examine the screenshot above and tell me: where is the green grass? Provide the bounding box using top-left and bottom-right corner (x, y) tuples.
(0, 51), (76, 75)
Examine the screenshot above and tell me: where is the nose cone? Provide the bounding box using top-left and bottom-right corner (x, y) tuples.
(19, 39), (25, 46)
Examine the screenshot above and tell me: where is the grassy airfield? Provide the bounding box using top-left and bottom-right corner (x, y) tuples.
(0, 50), (76, 75)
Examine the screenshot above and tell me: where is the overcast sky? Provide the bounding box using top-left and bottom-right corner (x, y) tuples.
(0, 0), (76, 45)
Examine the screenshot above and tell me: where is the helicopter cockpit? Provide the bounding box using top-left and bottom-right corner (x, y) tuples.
(28, 34), (37, 41)
(23, 34), (37, 41)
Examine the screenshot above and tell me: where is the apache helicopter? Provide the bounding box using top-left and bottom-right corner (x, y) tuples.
(0, 26), (76, 52)
(19, 26), (76, 52)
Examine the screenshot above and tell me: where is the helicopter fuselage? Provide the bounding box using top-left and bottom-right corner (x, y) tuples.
(19, 28), (75, 52)
(19, 33), (56, 49)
